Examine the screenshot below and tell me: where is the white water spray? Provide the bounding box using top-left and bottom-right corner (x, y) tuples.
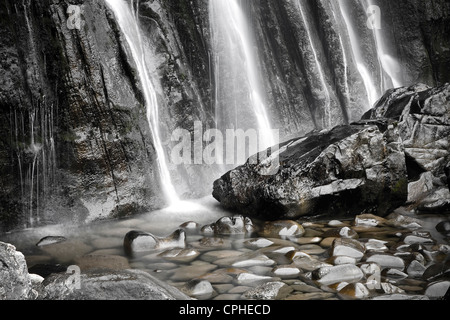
(209, 0), (275, 151)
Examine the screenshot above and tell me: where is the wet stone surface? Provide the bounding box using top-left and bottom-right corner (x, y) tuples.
(1, 210), (449, 301)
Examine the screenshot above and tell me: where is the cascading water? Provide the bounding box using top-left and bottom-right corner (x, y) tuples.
(337, 0), (380, 107)
(105, 0), (179, 206)
(363, 0), (403, 89)
(209, 0), (275, 153)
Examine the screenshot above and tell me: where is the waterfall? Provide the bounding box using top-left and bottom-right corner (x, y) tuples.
(363, 0), (403, 89)
(337, 0), (380, 107)
(209, 0), (275, 152)
(295, 0), (332, 128)
(105, 0), (179, 205)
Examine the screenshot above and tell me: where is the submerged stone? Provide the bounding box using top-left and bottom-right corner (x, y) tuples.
(407, 260), (427, 278)
(331, 238), (365, 259)
(123, 229), (186, 255)
(354, 214), (387, 227)
(365, 253), (405, 270)
(313, 264), (364, 286)
(234, 273), (275, 286)
(158, 248), (200, 263)
(323, 227), (358, 239)
(436, 221), (450, 235)
(271, 265), (301, 279)
(338, 283), (370, 300)
(242, 281), (293, 300)
(36, 236), (67, 247)
(181, 279), (215, 298)
(425, 280), (450, 298)
(261, 220), (305, 238)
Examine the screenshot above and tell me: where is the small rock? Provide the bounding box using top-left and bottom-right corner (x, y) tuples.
(158, 248), (200, 263)
(232, 254), (275, 268)
(244, 238), (274, 249)
(359, 263), (381, 278)
(338, 283), (370, 300)
(292, 237), (323, 245)
(365, 253), (405, 270)
(29, 273), (45, 286)
(382, 268), (409, 281)
(312, 264), (364, 286)
(331, 238), (365, 259)
(328, 220), (346, 227)
(407, 260), (427, 278)
(293, 257), (332, 272)
(364, 239), (388, 252)
(242, 281), (293, 300)
(205, 216), (254, 235)
(425, 281), (450, 298)
(379, 283), (405, 294)
(320, 237), (337, 248)
(272, 246), (298, 255)
(436, 221), (450, 235)
(323, 227), (358, 239)
(197, 237), (229, 248)
(181, 279), (214, 298)
(402, 231), (435, 245)
(234, 273), (274, 286)
(271, 265), (301, 278)
(354, 214), (387, 227)
(123, 229), (186, 255)
(261, 220), (305, 238)
(215, 252), (275, 268)
(36, 236), (67, 247)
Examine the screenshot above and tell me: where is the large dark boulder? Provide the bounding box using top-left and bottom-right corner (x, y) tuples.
(213, 119), (407, 220)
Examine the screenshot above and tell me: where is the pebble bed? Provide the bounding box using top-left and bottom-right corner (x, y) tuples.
(2, 207), (449, 301)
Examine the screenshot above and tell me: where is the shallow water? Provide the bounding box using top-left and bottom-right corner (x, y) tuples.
(1, 197), (449, 300)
